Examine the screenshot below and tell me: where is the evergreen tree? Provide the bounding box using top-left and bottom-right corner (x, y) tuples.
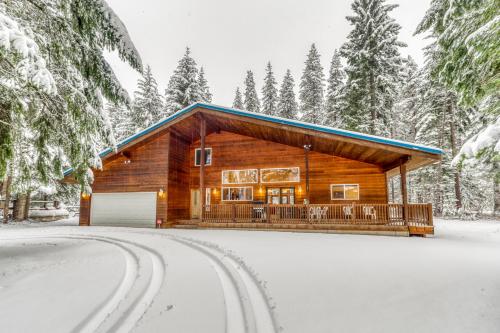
(340, 0), (405, 135)
(198, 67), (212, 103)
(131, 65), (164, 130)
(164, 47), (201, 115)
(417, 0), (499, 214)
(299, 43), (325, 124)
(324, 50), (345, 127)
(106, 102), (133, 141)
(261, 62), (278, 115)
(0, 0), (142, 195)
(233, 87), (244, 109)
(277, 70), (298, 119)
(243, 70), (260, 112)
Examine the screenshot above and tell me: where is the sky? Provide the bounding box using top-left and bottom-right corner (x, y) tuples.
(105, 0), (432, 106)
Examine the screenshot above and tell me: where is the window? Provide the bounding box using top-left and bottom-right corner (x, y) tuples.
(195, 148), (212, 166)
(222, 187), (253, 201)
(222, 169), (258, 184)
(260, 167), (300, 183)
(330, 184), (359, 200)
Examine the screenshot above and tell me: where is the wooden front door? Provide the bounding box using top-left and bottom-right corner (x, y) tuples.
(266, 187), (295, 204)
(190, 189), (201, 219)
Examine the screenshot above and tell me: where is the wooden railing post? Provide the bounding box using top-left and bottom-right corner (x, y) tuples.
(266, 204), (271, 223)
(232, 203), (236, 223)
(352, 203), (356, 223)
(427, 203), (433, 226)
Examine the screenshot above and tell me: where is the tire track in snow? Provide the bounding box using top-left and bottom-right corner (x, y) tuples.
(130, 230), (280, 333)
(1, 234), (166, 333)
(169, 237), (251, 333)
(174, 236), (280, 333)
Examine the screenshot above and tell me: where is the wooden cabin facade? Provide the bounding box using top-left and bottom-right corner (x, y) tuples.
(66, 103), (442, 236)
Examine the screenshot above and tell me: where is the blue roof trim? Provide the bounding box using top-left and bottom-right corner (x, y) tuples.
(63, 102), (443, 177)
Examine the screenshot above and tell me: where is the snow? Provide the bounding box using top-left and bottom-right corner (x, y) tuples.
(1, 218), (499, 332)
(453, 116), (500, 164)
(29, 208), (69, 218)
(0, 10), (56, 94)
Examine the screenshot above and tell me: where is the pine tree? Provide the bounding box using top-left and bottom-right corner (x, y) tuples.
(164, 47), (201, 115)
(106, 102), (133, 141)
(261, 62), (278, 115)
(0, 0), (142, 195)
(299, 43), (325, 124)
(417, 0), (499, 215)
(340, 0), (405, 135)
(198, 67), (212, 103)
(277, 70), (298, 119)
(131, 65), (164, 130)
(243, 70), (260, 113)
(324, 50), (345, 127)
(233, 87), (244, 109)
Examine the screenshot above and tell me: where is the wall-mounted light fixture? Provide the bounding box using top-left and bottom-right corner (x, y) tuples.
(212, 188), (218, 195)
(298, 186), (303, 195)
(259, 185), (264, 195)
(158, 188), (166, 199)
(81, 192), (90, 200)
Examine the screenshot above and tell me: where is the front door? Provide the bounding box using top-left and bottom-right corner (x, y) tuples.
(266, 187), (295, 204)
(190, 189), (201, 219)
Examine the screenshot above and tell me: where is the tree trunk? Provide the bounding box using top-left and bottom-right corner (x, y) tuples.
(448, 96), (462, 210)
(24, 190), (31, 220)
(369, 71), (376, 135)
(2, 175), (12, 223)
(494, 163), (500, 217)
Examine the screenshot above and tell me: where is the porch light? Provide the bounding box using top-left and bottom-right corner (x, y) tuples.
(158, 188), (166, 199)
(259, 185), (263, 194)
(298, 186), (303, 194)
(81, 192), (90, 200)
(212, 188), (218, 195)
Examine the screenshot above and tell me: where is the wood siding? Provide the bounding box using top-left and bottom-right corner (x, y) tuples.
(166, 133), (191, 222)
(79, 132), (169, 226)
(189, 131), (387, 205)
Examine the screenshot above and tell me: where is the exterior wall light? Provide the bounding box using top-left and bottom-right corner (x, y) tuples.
(158, 188), (166, 199)
(81, 192), (90, 200)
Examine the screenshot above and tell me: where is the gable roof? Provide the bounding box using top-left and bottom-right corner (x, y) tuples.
(64, 102), (443, 177)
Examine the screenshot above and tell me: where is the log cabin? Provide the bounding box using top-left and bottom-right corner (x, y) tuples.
(63, 103), (443, 236)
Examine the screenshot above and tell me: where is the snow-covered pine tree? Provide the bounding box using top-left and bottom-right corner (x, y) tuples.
(324, 50), (345, 127)
(299, 44), (325, 124)
(277, 70), (298, 120)
(105, 102), (133, 141)
(233, 88), (244, 109)
(340, 0), (405, 135)
(261, 62), (278, 115)
(417, 0), (499, 215)
(198, 67), (212, 103)
(0, 1), (142, 195)
(131, 65), (164, 130)
(390, 56), (422, 142)
(243, 70), (260, 113)
(164, 47), (201, 115)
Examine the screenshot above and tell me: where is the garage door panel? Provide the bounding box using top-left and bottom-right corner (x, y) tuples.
(90, 192), (156, 228)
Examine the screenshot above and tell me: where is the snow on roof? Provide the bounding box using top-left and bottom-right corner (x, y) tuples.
(64, 102), (443, 177)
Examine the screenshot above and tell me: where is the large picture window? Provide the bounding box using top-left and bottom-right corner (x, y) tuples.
(260, 167), (300, 183)
(221, 187), (253, 201)
(330, 184), (359, 200)
(222, 169), (258, 185)
(195, 148), (212, 166)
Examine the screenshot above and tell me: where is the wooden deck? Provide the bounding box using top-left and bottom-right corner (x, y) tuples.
(174, 203), (434, 236)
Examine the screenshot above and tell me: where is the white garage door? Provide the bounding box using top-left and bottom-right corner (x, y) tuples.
(90, 192), (156, 228)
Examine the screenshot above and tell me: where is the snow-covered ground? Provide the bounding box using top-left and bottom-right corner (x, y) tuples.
(1, 218), (499, 333)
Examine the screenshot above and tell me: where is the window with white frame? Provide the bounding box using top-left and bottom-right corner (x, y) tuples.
(221, 187), (253, 201)
(260, 167), (300, 183)
(222, 169), (258, 185)
(330, 184), (359, 200)
(194, 148), (212, 166)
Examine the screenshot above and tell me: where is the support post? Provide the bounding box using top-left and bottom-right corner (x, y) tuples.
(304, 144), (311, 204)
(400, 159), (409, 225)
(199, 116), (206, 222)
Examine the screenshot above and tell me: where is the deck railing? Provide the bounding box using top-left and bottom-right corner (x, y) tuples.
(203, 203), (433, 227)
